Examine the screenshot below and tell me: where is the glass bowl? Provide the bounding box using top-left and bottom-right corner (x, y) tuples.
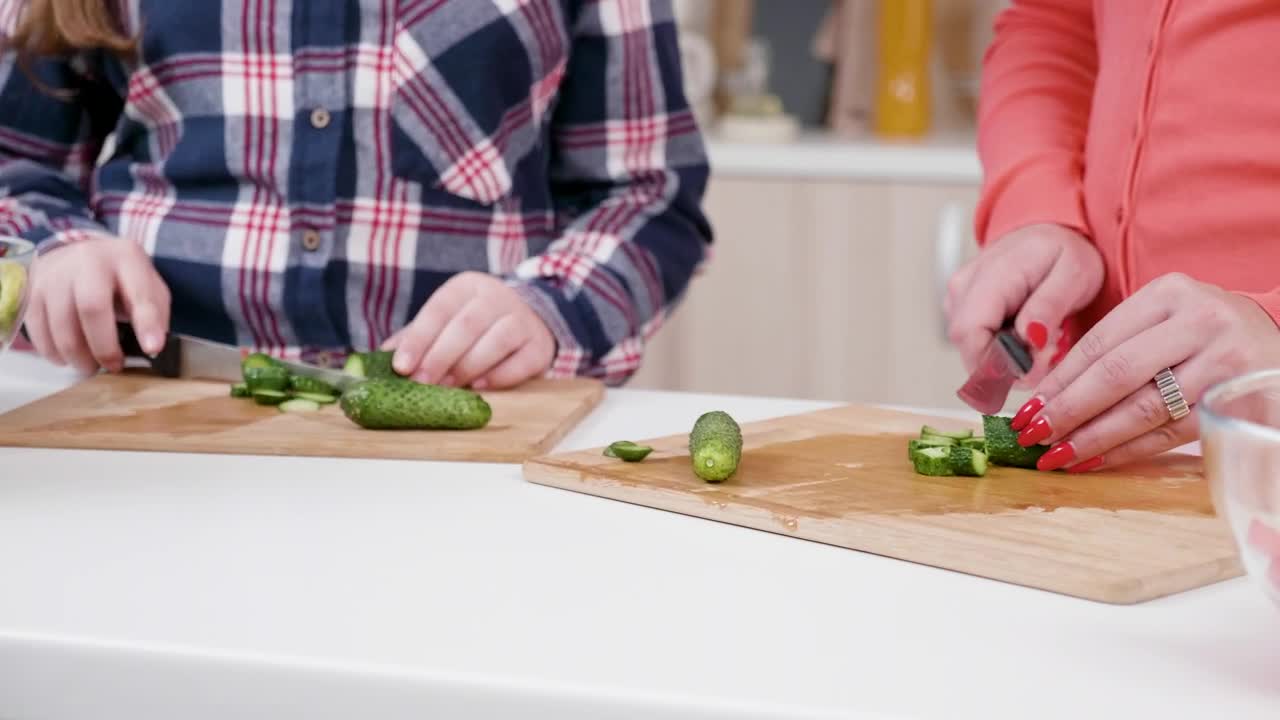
(1201, 369), (1280, 609)
(0, 235), (35, 354)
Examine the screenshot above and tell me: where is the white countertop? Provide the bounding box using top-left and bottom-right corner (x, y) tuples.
(705, 130), (982, 184)
(0, 352), (1277, 719)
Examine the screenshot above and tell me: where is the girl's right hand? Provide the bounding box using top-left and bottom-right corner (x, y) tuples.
(945, 223), (1105, 387)
(26, 237), (171, 375)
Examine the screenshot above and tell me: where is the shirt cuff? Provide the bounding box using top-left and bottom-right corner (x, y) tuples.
(507, 279), (589, 379)
(975, 161), (1092, 246)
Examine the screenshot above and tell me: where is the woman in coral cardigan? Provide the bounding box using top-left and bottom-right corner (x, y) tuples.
(948, 1), (1280, 473)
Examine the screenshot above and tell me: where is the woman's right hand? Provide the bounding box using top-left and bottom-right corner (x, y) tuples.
(945, 223), (1104, 387)
(26, 237), (171, 375)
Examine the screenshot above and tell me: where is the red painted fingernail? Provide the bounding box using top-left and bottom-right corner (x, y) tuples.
(1066, 456), (1105, 474)
(1037, 442), (1077, 471)
(1018, 417), (1052, 447)
(1026, 321), (1048, 350)
(1010, 396), (1044, 431)
(1049, 329), (1072, 366)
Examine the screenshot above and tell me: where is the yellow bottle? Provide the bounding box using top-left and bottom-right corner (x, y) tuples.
(875, 0), (933, 138)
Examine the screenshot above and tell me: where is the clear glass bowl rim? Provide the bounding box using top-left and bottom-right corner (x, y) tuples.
(1200, 368), (1280, 446)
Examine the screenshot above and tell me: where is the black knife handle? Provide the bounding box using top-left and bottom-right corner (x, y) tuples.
(117, 322), (182, 377)
(995, 318), (1034, 375)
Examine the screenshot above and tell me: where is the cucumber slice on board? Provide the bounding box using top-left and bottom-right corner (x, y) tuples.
(252, 389), (289, 406)
(604, 441), (654, 462)
(279, 398), (322, 413)
(921, 425), (973, 440)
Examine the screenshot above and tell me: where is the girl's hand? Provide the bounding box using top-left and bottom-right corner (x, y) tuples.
(26, 237), (171, 376)
(946, 223), (1105, 387)
(1010, 273), (1280, 472)
(383, 272), (555, 390)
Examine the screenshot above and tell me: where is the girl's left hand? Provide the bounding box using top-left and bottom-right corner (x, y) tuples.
(1009, 273), (1280, 472)
(382, 272), (555, 390)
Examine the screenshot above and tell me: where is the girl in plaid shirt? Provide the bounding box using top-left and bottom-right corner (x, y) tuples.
(0, 0), (711, 388)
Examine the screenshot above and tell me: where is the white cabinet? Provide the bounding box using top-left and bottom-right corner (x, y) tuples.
(629, 166), (985, 411)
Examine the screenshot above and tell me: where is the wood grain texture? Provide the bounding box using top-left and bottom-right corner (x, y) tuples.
(0, 373), (603, 462)
(524, 404), (1243, 604)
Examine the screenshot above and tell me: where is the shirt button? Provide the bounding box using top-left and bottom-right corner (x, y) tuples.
(310, 108), (331, 129)
(1115, 206), (1126, 224)
(301, 229), (322, 251)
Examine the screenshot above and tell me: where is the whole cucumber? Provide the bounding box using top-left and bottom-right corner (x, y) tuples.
(339, 378), (492, 430)
(689, 410), (742, 482)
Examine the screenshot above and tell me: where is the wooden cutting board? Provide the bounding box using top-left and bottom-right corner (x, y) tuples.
(0, 372), (602, 462)
(523, 404), (1243, 604)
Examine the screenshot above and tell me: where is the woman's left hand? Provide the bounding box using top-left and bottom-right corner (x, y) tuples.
(1008, 273), (1280, 472)
(382, 272), (556, 390)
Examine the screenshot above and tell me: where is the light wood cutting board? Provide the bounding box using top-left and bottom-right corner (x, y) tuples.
(524, 404), (1243, 604)
(0, 372), (603, 462)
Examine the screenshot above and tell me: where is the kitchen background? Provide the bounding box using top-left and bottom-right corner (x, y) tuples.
(629, 0), (1011, 411)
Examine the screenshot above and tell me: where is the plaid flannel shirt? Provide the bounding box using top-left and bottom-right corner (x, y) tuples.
(0, 0), (712, 383)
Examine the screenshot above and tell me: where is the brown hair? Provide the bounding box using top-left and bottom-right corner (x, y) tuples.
(9, 0), (135, 57)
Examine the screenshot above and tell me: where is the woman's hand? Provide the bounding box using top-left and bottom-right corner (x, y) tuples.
(383, 272), (555, 390)
(26, 237), (171, 376)
(946, 223), (1105, 387)
(1009, 273), (1280, 472)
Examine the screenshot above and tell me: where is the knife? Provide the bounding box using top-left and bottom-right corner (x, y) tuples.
(955, 321), (1034, 415)
(117, 323), (362, 392)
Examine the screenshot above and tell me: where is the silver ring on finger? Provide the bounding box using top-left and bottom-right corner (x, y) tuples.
(1154, 367), (1191, 421)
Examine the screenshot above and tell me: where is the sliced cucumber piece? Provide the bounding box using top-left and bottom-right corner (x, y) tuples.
(911, 446), (954, 476)
(342, 353), (366, 378)
(244, 365), (289, 393)
(907, 437), (956, 458)
(252, 389), (289, 405)
(948, 446), (988, 477)
(959, 436), (986, 451)
(289, 374), (338, 396)
(604, 441), (654, 462)
(242, 352), (278, 372)
(292, 391), (338, 405)
(921, 425), (973, 440)
(983, 415), (1050, 469)
(230, 383), (250, 398)
(279, 398), (322, 413)
(919, 433), (957, 446)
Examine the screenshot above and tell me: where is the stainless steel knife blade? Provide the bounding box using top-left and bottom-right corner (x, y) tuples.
(955, 328), (1033, 415)
(173, 334), (361, 391)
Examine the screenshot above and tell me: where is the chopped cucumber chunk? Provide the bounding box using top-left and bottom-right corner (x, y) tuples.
(293, 391), (338, 405)
(244, 365), (289, 393)
(982, 415), (1049, 469)
(911, 446), (955, 476)
(279, 398), (322, 413)
(342, 353), (366, 378)
(948, 446), (988, 477)
(604, 441), (654, 462)
(289, 374), (339, 396)
(241, 352), (278, 372)
(252, 389), (288, 406)
(921, 425), (973, 440)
